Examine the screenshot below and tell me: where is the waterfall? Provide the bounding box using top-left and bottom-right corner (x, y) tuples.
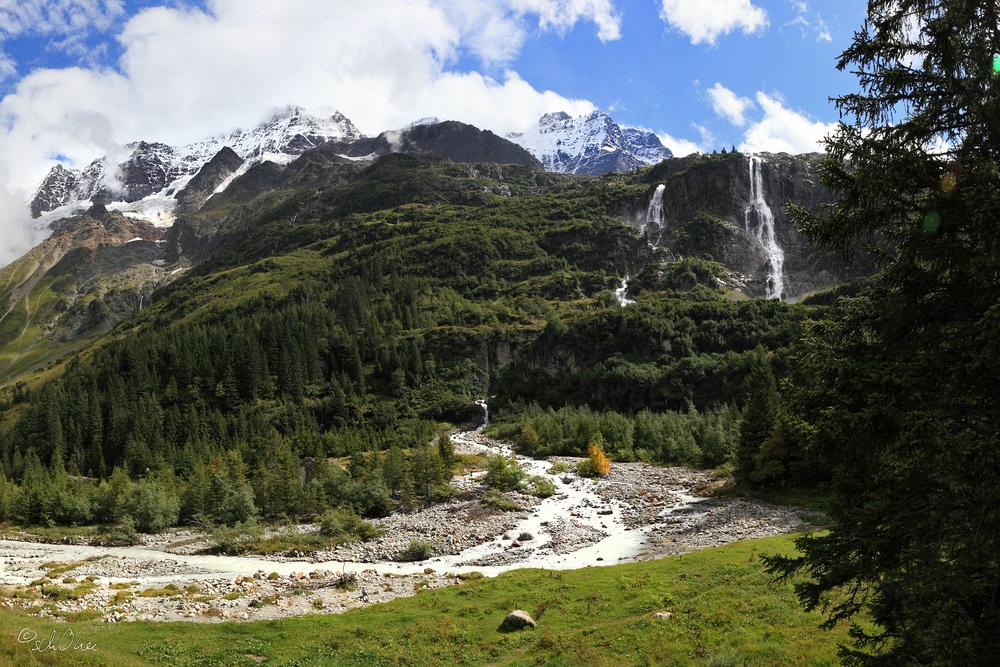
(642, 184), (666, 236)
(744, 156), (785, 300)
(475, 399), (489, 427)
(615, 275), (634, 306)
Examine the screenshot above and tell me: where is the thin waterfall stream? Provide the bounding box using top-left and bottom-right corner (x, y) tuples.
(744, 156), (785, 300)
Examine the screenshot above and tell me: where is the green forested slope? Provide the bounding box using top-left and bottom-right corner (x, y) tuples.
(0, 151), (830, 530)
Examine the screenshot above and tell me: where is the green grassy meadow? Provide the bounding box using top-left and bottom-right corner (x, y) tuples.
(0, 534), (847, 666)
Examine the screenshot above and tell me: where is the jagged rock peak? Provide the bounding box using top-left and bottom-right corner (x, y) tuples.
(507, 110), (673, 175)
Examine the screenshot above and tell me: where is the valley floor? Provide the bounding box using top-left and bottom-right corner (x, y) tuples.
(0, 430), (810, 624)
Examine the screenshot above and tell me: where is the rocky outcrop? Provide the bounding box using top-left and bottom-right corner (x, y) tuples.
(29, 107), (362, 219)
(0, 209), (173, 377)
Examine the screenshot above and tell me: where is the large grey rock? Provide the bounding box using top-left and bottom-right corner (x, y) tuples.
(498, 609), (537, 632)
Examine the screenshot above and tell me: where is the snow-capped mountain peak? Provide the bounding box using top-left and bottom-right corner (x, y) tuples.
(30, 107), (364, 224)
(507, 110), (673, 175)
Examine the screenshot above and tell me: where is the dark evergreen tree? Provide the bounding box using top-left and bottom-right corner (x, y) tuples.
(767, 2), (1000, 664)
(736, 347), (777, 483)
(437, 432), (455, 469)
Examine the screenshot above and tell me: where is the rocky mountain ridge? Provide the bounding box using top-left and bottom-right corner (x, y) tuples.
(2, 114), (864, 383)
(29, 107), (673, 228)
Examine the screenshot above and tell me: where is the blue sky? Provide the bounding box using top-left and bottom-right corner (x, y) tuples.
(0, 0), (869, 261)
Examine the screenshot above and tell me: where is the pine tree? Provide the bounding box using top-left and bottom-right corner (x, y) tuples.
(437, 432), (455, 470)
(382, 445), (407, 493)
(736, 348), (778, 483)
(766, 3), (1000, 663)
(397, 471), (416, 511)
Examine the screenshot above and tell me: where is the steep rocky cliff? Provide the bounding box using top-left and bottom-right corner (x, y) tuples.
(624, 151), (861, 301)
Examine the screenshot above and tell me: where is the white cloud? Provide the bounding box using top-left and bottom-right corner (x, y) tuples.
(438, 0), (622, 64)
(0, 0), (125, 37)
(657, 131), (702, 157)
(783, 1), (832, 43)
(0, 52), (15, 82)
(0, 0), (125, 70)
(815, 16), (832, 43)
(658, 0), (768, 46)
(0, 0), (615, 263)
(739, 91), (836, 154)
(706, 83), (754, 126)
(510, 0), (622, 41)
(0, 165), (47, 267)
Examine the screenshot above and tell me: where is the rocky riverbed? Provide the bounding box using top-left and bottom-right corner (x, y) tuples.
(0, 429), (814, 623)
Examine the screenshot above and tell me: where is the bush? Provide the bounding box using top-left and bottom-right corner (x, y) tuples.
(333, 571), (359, 590)
(318, 509), (383, 543)
(53, 489), (93, 526)
(95, 516), (139, 546)
(483, 454), (524, 492)
(345, 479), (393, 518)
(481, 489), (523, 512)
(526, 475), (556, 498)
(129, 481), (180, 533)
(210, 518), (264, 553)
(397, 539), (432, 562)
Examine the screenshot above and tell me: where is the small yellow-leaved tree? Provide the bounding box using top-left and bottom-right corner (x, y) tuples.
(587, 443), (610, 477)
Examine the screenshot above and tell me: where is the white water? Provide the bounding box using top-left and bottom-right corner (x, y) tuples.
(744, 156), (785, 300)
(642, 184), (666, 237)
(614, 275), (634, 306)
(0, 431), (712, 584)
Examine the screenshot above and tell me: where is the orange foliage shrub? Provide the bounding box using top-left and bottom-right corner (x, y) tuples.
(587, 443), (610, 476)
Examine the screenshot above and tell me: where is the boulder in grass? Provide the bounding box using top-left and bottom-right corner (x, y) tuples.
(652, 611), (674, 620)
(498, 610), (537, 632)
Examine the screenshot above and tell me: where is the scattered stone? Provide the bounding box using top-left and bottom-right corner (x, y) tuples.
(652, 611), (674, 620)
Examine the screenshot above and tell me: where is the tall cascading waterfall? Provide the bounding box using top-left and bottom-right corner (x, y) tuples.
(642, 184), (666, 237)
(744, 156), (785, 300)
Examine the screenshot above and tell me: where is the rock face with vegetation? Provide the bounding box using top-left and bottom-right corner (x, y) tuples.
(0, 206), (167, 381)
